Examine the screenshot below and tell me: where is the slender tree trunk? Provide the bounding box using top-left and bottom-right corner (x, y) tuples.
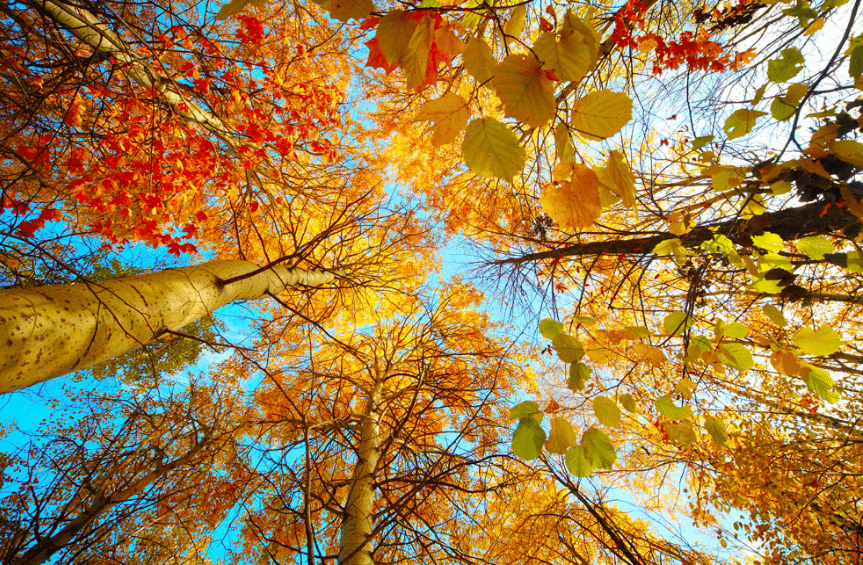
(338, 371), (385, 565)
(0, 260), (335, 393)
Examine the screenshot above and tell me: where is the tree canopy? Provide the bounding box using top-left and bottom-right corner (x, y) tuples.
(1, 0), (862, 563)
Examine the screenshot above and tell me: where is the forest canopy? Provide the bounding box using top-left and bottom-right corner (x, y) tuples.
(0, 0), (862, 563)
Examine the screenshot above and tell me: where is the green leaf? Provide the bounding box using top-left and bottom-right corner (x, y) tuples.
(565, 446), (594, 477)
(850, 45), (863, 78)
(718, 343), (754, 372)
(619, 393), (637, 413)
(796, 236), (835, 260)
(533, 31), (591, 83)
(724, 109), (767, 140)
(655, 395), (693, 420)
(770, 83), (808, 121)
(663, 311), (692, 337)
(793, 326), (842, 356)
(545, 416), (579, 454)
(509, 400), (542, 421)
(568, 362), (590, 391)
(539, 318), (564, 339)
(402, 15), (435, 89)
(493, 54), (556, 128)
(715, 319), (748, 340)
(570, 90), (632, 141)
(593, 396), (622, 428)
(581, 427), (616, 469)
(553, 333), (584, 363)
(704, 416), (728, 446)
(572, 315), (597, 327)
(692, 135), (714, 150)
(462, 117), (526, 181)
(512, 417), (546, 460)
(375, 11), (417, 66)
(805, 366), (839, 403)
(752, 232), (784, 252)
(463, 37), (496, 84)
(413, 93), (469, 146)
(767, 48), (805, 82)
(752, 83), (767, 105)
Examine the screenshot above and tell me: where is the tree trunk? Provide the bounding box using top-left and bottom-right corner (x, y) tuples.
(338, 372), (384, 565)
(0, 260), (335, 393)
(492, 200), (859, 267)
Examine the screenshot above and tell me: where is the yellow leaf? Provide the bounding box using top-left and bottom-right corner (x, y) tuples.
(402, 15), (434, 90)
(830, 139), (863, 167)
(632, 341), (667, 366)
(493, 54), (556, 128)
(463, 37), (496, 84)
(462, 117), (525, 181)
(413, 93), (470, 146)
(570, 90), (632, 141)
(598, 150), (636, 209)
(540, 164), (601, 229)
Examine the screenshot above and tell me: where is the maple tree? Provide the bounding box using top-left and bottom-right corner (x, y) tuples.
(0, 0), (862, 562)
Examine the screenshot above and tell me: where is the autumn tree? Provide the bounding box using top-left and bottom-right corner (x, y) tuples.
(229, 283), (529, 564)
(0, 381), (254, 565)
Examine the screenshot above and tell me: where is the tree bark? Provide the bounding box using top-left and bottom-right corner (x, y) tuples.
(0, 260), (335, 393)
(492, 200), (859, 267)
(338, 372), (384, 565)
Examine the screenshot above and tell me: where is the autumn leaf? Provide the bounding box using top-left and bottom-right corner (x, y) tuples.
(538, 318), (564, 339)
(533, 31), (591, 83)
(539, 163), (601, 229)
(570, 90), (632, 141)
(598, 150), (636, 209)
(492, 54), (556, 128)
(593, 396), (622, 428)
(704, 416), (729, 447)
(462, 117), (525, 181)
(463, 37), (496, 84)
(655, 395), (693, 420)
(512, 417), (546, 459)
(793, 326), (842, 356)
(374, 11), (417, 67)
(724, 109), (767, 139)
(552, 333), (584, 363)
(545, 417), (579, 454)
(413, 93), (469, 146)
(581, 427), (616, 469)
(402, 15), (435, 90)
(767, 47), (805, 82)
(565, 445), (594, 477)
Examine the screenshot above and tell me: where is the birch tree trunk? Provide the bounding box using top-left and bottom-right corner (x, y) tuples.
(338, 372), (385, 565)
(0, 260), (335, 393)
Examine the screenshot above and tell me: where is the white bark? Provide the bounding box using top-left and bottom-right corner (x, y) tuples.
(0, 260), (335, 393)
(338, 373), (384, 565)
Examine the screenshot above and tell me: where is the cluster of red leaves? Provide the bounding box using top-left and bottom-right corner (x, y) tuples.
(611, 0), (757, 74)
(7, 16), (344, 256)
